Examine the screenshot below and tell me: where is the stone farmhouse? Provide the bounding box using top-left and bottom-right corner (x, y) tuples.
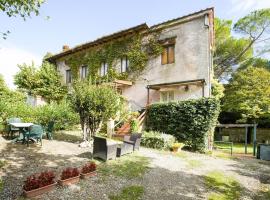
(48, 8), (214, 112)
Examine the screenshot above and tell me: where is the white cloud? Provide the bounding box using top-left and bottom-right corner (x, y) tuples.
(230, 0), (270, 17)
(0, 44), (42, 89)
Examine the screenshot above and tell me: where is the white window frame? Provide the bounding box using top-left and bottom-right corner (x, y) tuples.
(121, 56), (129, 73)
(100, 62), (108, 76)
(66, 69), (72, 84)
(160, 91), (174, 102)
(80, 65), (88, 79)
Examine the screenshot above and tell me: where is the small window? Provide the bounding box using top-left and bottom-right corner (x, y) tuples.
(160, 91), (174, 102)
(121, 56), (129, 73)
(161, 45), (175, 65)
(66, 69), (72, 84)
(80, 66), (88, 79)
(100, 62), (108, 76)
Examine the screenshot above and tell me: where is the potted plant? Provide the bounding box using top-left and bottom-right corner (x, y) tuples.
(80, 162), (97, 179)
(171, 143), (184, 152)
(23, 171), (56, 198)
(58, 167), (80, 186)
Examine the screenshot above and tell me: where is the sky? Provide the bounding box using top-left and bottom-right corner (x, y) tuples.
(0, 0), (270, 88)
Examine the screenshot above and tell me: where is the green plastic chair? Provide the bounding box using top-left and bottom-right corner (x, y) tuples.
(6, 118), (22, 138)
(26, 125), (44, 146)
(46, 121), (54, 140)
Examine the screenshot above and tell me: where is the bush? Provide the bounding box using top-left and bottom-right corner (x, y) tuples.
(60, 167), (80, 180)
(81, 162), (97, 174)
(141, 131), (175, 150)
(146, 98), (220, 151)
(34, 101), (79, 130)
(0, 100), (79, 131)
(23, 171), (55, 191)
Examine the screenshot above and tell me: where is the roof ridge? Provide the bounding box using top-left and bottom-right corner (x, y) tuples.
(48, 7), (214, 61)
(150, 7), (214, 29)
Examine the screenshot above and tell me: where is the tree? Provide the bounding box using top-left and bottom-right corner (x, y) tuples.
(14, 61), (67, 102)
(14, 62), (40, 94)
(214, 18), (253, 79)
(239, 57), (270, 71)
(0, 0), (45, 39)
(211, 78), (224, 100)
(70, 81), (123, 141)
(214, 9), (270, 79)
(222, 67), (270, 122)
(36, 62), (67, 103)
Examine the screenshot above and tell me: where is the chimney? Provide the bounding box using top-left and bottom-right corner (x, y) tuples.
(62, 45), (70, 52)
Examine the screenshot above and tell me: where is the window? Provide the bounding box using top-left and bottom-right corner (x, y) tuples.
(161, 45), (175, 65)
(66, 69), (72, 84)
(160, 91), (174, 102)
(100, 62), (108, 76)
(121, 56), (129, 73)
(80, 66), (88, 79)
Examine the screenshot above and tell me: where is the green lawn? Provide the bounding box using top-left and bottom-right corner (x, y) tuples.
(109, 185), (144, 200)
(205, 171), (241, 200)
(214, 142), (253, 154)
(97, 153), (150, 179)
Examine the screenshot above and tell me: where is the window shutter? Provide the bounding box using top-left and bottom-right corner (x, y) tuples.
(161, 48), (168, 65)
(168, 46), (175, 63)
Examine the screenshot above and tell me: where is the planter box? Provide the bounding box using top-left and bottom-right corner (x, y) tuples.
(80, 171), (97, 179)
(23, 182), (56, 198)
(172, 147), (179, 152)
(58, 176), (80, 186)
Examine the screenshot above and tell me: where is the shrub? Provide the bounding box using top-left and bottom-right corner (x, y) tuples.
(35, 101), (79, 130)
(146, 98), (220, 151)
(81, 162), (97, 174)
(60, 167), (80, 180)
(23, 171), (55, 191)
(141, 131), (175, 150)
(130, 119), (139, 132)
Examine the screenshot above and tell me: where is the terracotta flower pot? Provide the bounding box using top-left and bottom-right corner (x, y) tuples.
(80, 171), (97, 179)
(172, 147), (179, 152)
(58, 176), (80, 186)
(23, 182), (56, 198)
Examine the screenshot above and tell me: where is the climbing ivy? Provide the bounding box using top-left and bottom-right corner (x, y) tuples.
(63, 33), (163, 83)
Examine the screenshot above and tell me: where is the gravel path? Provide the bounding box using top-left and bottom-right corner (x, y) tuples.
(0, 135), (269, 200)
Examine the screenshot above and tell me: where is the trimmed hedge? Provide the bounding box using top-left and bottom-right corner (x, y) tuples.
(141, 131), (175, 150)
(146, 98), (220, 151)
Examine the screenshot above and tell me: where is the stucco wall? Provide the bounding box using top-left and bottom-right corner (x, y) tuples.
(123, 15), (212, 110)
(55, 14), (212, 111)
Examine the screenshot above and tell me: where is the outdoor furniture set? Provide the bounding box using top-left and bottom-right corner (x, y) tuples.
(93, 133), (142, 161)
(5, 117), (54, 147)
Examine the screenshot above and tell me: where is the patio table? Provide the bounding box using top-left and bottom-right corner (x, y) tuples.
(10, 123), (33, 146)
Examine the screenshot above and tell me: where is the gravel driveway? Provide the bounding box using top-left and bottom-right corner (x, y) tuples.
(0, 135), (269, 200)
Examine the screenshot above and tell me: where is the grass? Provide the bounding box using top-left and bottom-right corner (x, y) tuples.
(53, 130), (82, 143)
(186, 159), (203, 168)
(174, 151), (203, 168)
(0, 178), (3, 192)
(204, 171), (242, 200)
(174, 151), (188, 159)
(211, 151), (238, 160)
(0, 160), (7, 169)
(255, 184), (270, 199)
(214, 143), (253, 154)
(109, 185), (144, 200)
(98, 154), (150, 179)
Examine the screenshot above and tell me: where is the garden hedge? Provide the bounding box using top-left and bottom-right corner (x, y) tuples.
(146, 97), (220, 151)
